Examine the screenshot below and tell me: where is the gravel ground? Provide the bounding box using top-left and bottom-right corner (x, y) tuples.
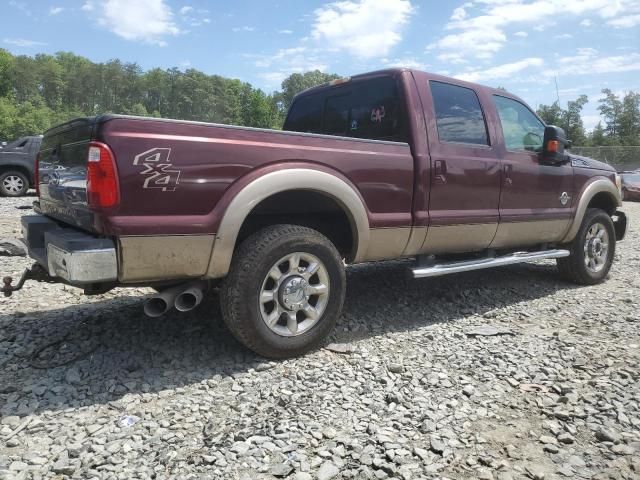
(1, 194), (639, 480)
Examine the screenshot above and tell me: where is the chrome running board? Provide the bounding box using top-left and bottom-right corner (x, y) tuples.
(411, 249), (570, 279)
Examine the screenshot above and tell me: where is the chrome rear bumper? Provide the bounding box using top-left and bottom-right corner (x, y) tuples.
(21, 215), (117, 285)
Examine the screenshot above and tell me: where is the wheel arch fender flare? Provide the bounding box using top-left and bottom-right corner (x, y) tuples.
(206, 168), (370, 278)
(561, 177), (622, 243)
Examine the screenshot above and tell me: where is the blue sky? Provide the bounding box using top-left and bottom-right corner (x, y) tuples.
(3, 0), (640, 129)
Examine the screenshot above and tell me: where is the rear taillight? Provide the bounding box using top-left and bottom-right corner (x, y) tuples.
(34, 153), (40, 196)
(86, 141), (119, 209)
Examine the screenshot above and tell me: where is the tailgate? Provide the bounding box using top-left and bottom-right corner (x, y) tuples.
(38, 118), (97, 231)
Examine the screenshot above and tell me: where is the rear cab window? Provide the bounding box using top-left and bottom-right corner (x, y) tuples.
(429, 81), (489, 146)
(284, 76), (408, 143)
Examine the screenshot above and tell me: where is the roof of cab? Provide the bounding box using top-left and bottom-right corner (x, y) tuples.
(292, 67), (528, 106)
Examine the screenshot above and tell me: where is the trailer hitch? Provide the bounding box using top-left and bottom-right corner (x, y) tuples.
(2, 263), (56, 297)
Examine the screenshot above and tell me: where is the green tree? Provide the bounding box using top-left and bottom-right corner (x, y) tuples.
(0, 49), (339, 137)
(0, 49), (14, 98)
(589, 122), (606, 146)
(619, 91), (640, 145)
(563, 95), (588, 145)
(241, 89), (281, 129)
(598, 88), (623, 140)
(536, 101), (563, 126)
(278, 70), (340, 111)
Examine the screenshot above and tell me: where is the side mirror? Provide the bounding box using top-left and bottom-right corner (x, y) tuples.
(541, 125), (570, 165)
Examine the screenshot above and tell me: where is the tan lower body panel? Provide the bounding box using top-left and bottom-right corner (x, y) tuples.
(363, 227), (412, 262)
(402, 226), (429, 256)
(490, 219), (570, 249)
(420, 223), (497, 255)
(118, 235), (215, 283)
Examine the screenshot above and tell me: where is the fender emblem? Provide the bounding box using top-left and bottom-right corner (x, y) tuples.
(559, 192), (570, 206)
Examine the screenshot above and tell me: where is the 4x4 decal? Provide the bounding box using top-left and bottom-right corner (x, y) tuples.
(133, 148), (181, 191)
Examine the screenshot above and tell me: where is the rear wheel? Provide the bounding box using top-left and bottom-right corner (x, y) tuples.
(220, 224), (345, 358)
(0, 170), (29, 197)
(557, 208), (616, 285)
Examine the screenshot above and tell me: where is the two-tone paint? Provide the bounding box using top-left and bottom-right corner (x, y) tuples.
(35, 68), (622, 284)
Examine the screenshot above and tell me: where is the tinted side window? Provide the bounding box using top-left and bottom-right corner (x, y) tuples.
(337, 77), (405, 142)
(430, 81), (489, 145)
(494, 95), (545, 152)
(285, 76), (407, 142)
(285, 94), (323, 133)
(6, 138), (28, 150)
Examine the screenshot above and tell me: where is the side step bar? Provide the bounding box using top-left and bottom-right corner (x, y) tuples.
(411, 249), (570, 279)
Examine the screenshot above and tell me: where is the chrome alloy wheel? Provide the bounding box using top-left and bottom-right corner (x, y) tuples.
(584, 222), (609, 273)
(3, 175), (24, 194)
(259, 252), (330, 337)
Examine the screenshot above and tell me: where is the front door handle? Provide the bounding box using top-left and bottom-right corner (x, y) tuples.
(434, 160), (447, 184)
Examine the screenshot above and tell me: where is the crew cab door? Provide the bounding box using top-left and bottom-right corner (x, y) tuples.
(416, 79), (501, 253)
(490, 95), (573, 248)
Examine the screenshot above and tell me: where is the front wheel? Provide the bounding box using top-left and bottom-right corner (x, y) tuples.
(220, 224), (346, 358)
(557, 208), (616, 285)
(0, 170), (29, 197)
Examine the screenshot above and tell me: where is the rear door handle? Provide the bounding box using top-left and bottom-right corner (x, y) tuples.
(504, 164), (513, 186)
(434, 160), (447, 184)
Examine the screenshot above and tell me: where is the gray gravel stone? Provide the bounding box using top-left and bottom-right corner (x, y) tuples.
(0, 196), (639, 480)
(317, 461), (340, 480)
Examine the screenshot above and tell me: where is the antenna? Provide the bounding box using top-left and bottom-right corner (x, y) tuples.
(554, 76), (560, 105)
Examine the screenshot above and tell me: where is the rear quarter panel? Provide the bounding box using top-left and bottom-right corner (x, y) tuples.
(97, 117), (414, 236)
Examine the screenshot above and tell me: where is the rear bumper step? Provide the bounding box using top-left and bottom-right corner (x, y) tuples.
(21, 215), (117, 285)
(411, 249), (570, 279)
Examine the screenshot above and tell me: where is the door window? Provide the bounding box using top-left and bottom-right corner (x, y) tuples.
(494, 95), (545, 152)
(430, 81), (489, 145)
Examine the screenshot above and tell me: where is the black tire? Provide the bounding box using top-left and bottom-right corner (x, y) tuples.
(220, 224), (346, 358)
(557, 208), (616, 285)
(0, 170), (29, 197)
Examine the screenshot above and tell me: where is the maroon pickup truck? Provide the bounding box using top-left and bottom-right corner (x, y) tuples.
(3, 68), (628, 358)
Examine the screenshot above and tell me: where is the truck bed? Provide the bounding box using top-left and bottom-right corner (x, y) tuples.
(37, 114), (415, 237)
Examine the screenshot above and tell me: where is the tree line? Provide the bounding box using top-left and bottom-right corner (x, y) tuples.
(0, 48), (338, 141)
(536, 90), (640, 147)
(1, 48), (638, 149)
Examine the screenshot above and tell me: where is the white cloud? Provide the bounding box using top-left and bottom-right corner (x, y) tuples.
(3, 38), (47, 47)
(382, 57), (428, 70)
(582, 114), (602, 130)
(555, 33), (573, 39)
(429, 25), (505, 60)
(251, 47), (328, 88)
(312, 0), (413, 59)
(436, 52), (467, 64)
(553, 48), (640, 76)
(278, 29), (294, 34)
(514, 31), (528, 37)
(455, 57), (544, 83)
(580, 19), (592, 27)
(81, 2), (94, 11)
(179, 6), (193, 15)
(432, 0), (640, 60)
(232, 26), (255, 32)
(49, 6), (63, 15)
(608, 14), (640, 28)
(93, 0), (180, 45)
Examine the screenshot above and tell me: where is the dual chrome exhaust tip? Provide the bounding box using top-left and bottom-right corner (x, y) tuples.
(143, 280), (209, 318)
